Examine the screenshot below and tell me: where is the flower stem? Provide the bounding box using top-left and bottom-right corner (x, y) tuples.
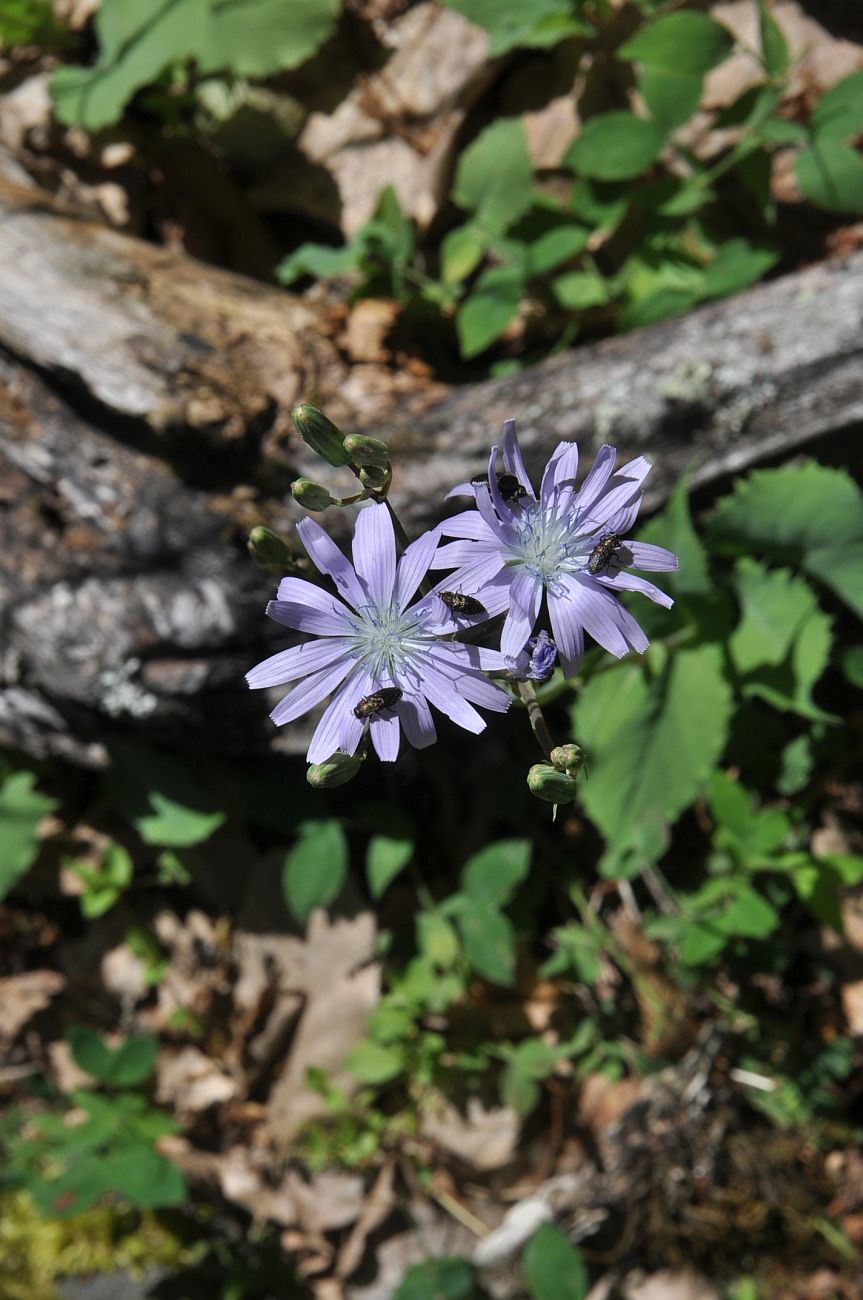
(517, 680), (555, 760)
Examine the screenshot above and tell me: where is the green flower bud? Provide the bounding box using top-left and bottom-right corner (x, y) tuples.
(307, 751), (364, 789)
(527, 763), (579, 804)
(291, 478), (334, 511)
(343, 433), (390, 469)
(550, 744), (587, 776)
(292, 404), (350, 467)
(247, 526), (295, 570)
(358, 465), (390, 492)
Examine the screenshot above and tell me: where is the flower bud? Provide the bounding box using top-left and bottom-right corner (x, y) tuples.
(527, 763), (579, 804)
(247, 526), (295, 570)
(550, 743), (587, 776)
(291, 478), (334, 511)
(307, 751), (364, 788)
(358, 465), (390, 492)
(292, 404), (350, 467)
(343, 433), (390, 469)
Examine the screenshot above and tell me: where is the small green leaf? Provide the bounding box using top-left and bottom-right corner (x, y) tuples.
(366, 834), (413, 899)
(345, 1040), (404, 1085)
(718, 884), (780, 939)
(441, 0), (588, 57)
(618, 12), (734, 74)
(0, 770), (57, 901)
(524, 1223), (589, 1300)
(457, 908), (516, 985)
(135, 791), (225, 848)
(501, 1040), (560, 1114)
(67, 1027), (157, 1086)
(729, 560), (818, 675)
(440, 223), (486, 285)
(456, 264), (524, 357)
(811, 69), (863, 142)
(103, 1144), (186, 1209)
(566, 112), (665, 181)
(842, 646), (863, 688)
(679, 920), (726, 967)
(527, 225), (589, 275)
(757, 0), (790, 78)
(639, 67), (703, 132)
(283, 820), (348, 922)
(702, 239), (778, 298)
(619, 285), (700, 329)
(552, 270), (610, 310)
(418, 912), (461, 968)
(638, 476), (711, 599)
(796, 141), (863, 213)
(277, 242), (360, 285)
(570, 178), (628, 230)
(461, 839), (531, 906)
(453, 118), (533, 235)
(395, 1256), (475, 1300)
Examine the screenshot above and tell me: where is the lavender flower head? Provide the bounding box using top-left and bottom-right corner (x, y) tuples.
(506, 630), (558, 684)
(434, 419), (678, 676)
(246, 503), (511, 762)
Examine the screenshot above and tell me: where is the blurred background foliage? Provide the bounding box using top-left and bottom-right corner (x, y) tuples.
(1, 2), (863, 1298)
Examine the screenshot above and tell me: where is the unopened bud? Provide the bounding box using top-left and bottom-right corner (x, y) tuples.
(527, 763), (579, 804)
(292, 404), (350, 467)
(359, 465), (390, 492)
(247, 526), (295, 570)
(550, 744), (587, 776)
(307, 751), (364, 789)
(291, 478), (334, 511)
(344, 433), (390, 469)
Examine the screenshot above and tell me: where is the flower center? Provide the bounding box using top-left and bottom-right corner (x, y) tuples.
(347, 601), (429, 678)
(508, 501), (593, 584)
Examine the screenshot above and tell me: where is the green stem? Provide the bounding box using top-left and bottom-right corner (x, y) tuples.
(517, 680), (555, 760)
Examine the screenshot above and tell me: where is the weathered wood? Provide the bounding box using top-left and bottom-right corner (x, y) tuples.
(2, 169), (862, 763)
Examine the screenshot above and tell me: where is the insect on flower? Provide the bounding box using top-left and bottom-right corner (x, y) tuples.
(439, 591), (487, 616)
(586, 532), (623, 575)
(471, 471), (528, 502)
(354, 687), (403, 719)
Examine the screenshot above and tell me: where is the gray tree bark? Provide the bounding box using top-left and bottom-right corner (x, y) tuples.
(2, 166), (861, 764)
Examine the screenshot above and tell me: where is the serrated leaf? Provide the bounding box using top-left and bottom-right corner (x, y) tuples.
(618, 11), (734, 74)
(0, 770), (57, 901)
(639, 476), (711, 599)
(457, 908), (516, 985)
(796, 141), (863, 213)
(730, 560), (818, 674)
(709, 462), (863, 556)
(805, 543), (863, 619)
(282, 819), (348, 922)
(440, 223), (486, 285)
(441, 0), (588, 57)
(639, 67), (703, 132)
(573, 645), (732, 874)
(453, 118), (533, 235)
(566, 112), (665, 181)
(524, 1223), (589, 1300)
(366, 834), (413, 899)
(757, 0), (790, 78)
(744, 605), (835, 723)
(204, 0), (339, 78)
(456, 264), (524, 357)
(811, 69), (863, 142)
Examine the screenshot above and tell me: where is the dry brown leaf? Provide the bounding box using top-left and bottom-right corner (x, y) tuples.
(840, 980), (863, 1035)
(0, 970), (65, 1040)
(47, 1039), (95, 1093)
(342, 299), (401, 363)
(336, 1156), (397, 1279)
(421, 1096), (520, 1172)
(622, 1271), (720, 1300)
(156, 1045), (239, 1115)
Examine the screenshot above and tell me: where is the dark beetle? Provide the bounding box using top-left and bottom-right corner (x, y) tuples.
(354, 687), (403, 719)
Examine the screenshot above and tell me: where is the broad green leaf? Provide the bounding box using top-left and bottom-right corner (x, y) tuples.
(31, 1160), (109, 1217)
(744, 604), (835, 723)
(277, 242), (361, 285)
(760, 117), (807, 145)
(524, 1223), (589, 1300)
(441, 0), (588, 57)
(639, 67), (703, 132)
(527, 225), (590, 275)
(440, 224), (486, 285)
(553, 270), (610, 310)
(709, 462), (863, 556)
(461, 840), (531, 906)
(708, 770), (755, 842)
(795, 141), (863, 213)
(619, 285), (700, 329)
(639, 476), (711, 598)
(345, 1040), (404, 1085)
(717, 884), (780, 938)
(679, 920), (726, 967)
(104, 1144), (186, 1208)
(395, 1257), (475, 1300)
(570, 178), (628, 230)
(701, 239), (778, 298)
(457, 908), (516, 985)
(618, 12), (734, 74)
(366, 834), (413, 899)
(0, 770), (57, 901)
(811, 69), (863, 142)
(452, 118), (533, 235)
(566, 112), (664, 181)
(456, 265), (524, 357)
(51, 0), (210, 130)
(805, 543), (863, 619)
(729, 560), (818, 674)
(573, 645), (732, 874)
(204, 0), (339, 78)
(135, 791), (225, 848)
(68, 1027), (157, 1086)
(282, 819), (348, 922)
(757, 0), (790, 78)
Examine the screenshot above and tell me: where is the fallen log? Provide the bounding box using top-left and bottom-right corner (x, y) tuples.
(2, 166), (862, 764)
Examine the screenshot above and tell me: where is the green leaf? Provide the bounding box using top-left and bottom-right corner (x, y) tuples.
(0, 770), (57, 901)
(51, 0), (210, 130)
(679, 920), (727, 967)
(542, 924), (602, 983)
(345, 1040), (404, 1085)
(500, 1040), (560, 1114)
(366, 834), (413, 899)
(701, 239), (778, 298)
(417, 912), (461, 968)
(527, 226), (590, 275)
(204, 0), (340, 78)
(842, 646), (863, 688)
(135, 791), (225, 848)
(729, 560), (818, 674)
(795, 141), (863, 213)
(566, 112), (664, 181)
(639, 67), (703, 132)
(618, 12), (734, 74)
(282, 819), (349, 922)
(395, 1257), (476, 1300)
(757, 0), (790, 77)
(457, 908), (516, 985)
(277, 241), (360, 285)
(524, 1223), (589, 1300)
(709, 462), (863, 556)
(109, 742), (227, 848)
(619, 285), (700, 329)
(461, 840), (531, 907)
(573, 645), (733, 874)
(805, 542), (863, 619)
(440, 224), (486, 285)
(570, 178), (628, 230)
(811, 70), (863, 142)
(103, 1144), (186, 1209)
(718, 884), (780, 939)
(453, 118), (533, 235)
(744, 603), (835, 722)
(441, 0), (588, 57)
(638, 475), (711, 599)
(67, 1027), (157, 1086)
(552, 270), (610, 310)
(456, 264), (524, 357)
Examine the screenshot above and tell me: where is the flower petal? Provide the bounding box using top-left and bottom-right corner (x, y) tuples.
(398, 692), (436, 749)
(370, 709), (401, 761)
(269, 577), (352, 636)
(547, 579), (585, 677)
(541, 441), (579, 504)
(419, 665), (489, 734)
(500, 570), (542, 659)
(395, 527), (440, 606)
(270, 657), (353, 726)
(446, 480), (479, 500)
(597, 571), (674, 608)
(432, 539), (500, 570)
(297, 517), (366, 609)
(439, 511), (498, 541)
(570, 576), (649, 657)
(306, 666), (370, 763)
(501, 418), (535, 498)
(575, 444), (617, 519)
(353, 503), (396, 606)
(246, 637), (353, 689)
(625, 541), (679, 571)
(427, 646), (512, 712)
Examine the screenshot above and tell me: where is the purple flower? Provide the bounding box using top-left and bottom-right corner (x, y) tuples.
(506, 630), (558, 683)
(433, 419), (678, 677)
(246, 504), (511, 763)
